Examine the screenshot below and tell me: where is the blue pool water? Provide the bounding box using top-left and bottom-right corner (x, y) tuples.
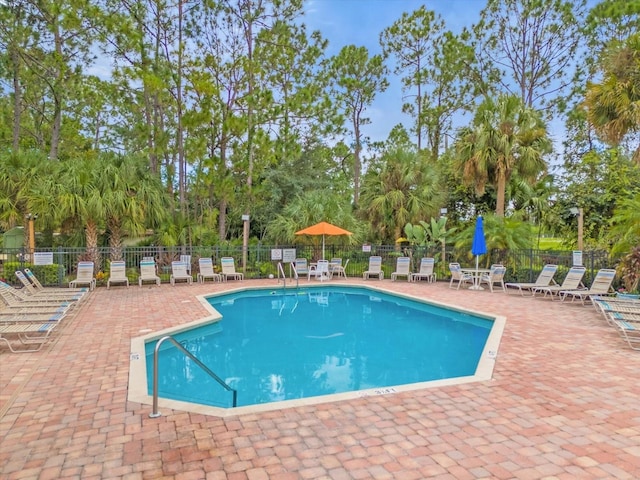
(145, 287), (492, 408)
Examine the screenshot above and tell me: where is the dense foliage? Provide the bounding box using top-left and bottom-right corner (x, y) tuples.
(0, 0), (638, 266)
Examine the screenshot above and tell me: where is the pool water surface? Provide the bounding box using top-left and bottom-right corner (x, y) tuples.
(144, 286), (494, 409)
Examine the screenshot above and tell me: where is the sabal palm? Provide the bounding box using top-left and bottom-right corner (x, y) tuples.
(609, 192), (640, 256)
(266, 190), (357, 246)
(454, 213), (532, 266)
(0, 150), (57, 226)
(97, 154), (167, 260)
(360, 150), (441, 243)
(56, 157), (104, 266)
(584, 33), (640, 164)
(455, 95), (551, 217)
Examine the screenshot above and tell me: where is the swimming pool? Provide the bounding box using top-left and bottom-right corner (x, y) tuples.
(141, 286), (498, 411)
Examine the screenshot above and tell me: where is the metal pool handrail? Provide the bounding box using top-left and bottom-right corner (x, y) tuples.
(149, 335), (237, 417)
(280, 261), (299, 288)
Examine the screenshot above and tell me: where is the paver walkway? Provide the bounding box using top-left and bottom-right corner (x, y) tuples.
(1, 279), (639, 479)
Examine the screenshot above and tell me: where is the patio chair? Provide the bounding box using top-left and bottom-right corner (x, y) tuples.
(0, 281), (75, 311)
(330, 258), (349, 279)
(15, 270), (87, 301)
(221, 257), (244, 282)
(180, 254), (192, 275)
(0, 308), (68, 322)
(0, 321), (60, 353)
(363, 256), (384, 280)
(448, 263), (473, 289)
(592, 297), (640, 326)
(309, 259), (331, 282)
(139, 260), (161, 287)
(329, 258), (342, 276)
(532, 266), (586, 299)
(23, 268), (88, 295)
(608, 316), (640, 351)
(292, 258), (310, 279)
(479, 265), (507, 293)
(69, 261), (96, 291)
(391, 257), (411, 282)
(197, 258), (222, 283)
(559, 268), (616, 305)
(505, 264), (558, 295)
(411, 257), (436, 283)
(107, 261), (129, 289)
(170, 261), (193, 286)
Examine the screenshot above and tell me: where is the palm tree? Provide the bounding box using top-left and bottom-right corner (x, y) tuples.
(265, 190), (358, 247)
(453, 213), (533, 267)
(359, 150), (442, 244)
(98, 154), (167, 260)
(584, 33), (640, 164)
(455, 95), (552, 217)
(608, 192), (640, 257)
(55, 157), (104, 266)
(0, 150), (53, 236)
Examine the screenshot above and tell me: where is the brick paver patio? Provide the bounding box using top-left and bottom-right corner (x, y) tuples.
(1, 279), (639, 479)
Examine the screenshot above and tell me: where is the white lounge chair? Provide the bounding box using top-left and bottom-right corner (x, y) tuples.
(292, 258), (310, 278)
(479, 265), (507, 293)
(505, 264), (558, 295)
(391, 257), (411, 282)
(363, 256), (384, 280)
(139, 260), (161, 287)
(221, 257), (244, 281)
(107, 261), (129, 289)
(449, 263), (473, 289)
(180, 254), (192, 275)
(197, 258), (222, 283)
(15, 271), (87, 301)
(0, 281), (75, 311)
(560, 268), (616, 305)
(329, 258), (342, 276)
(411, 257), (436, 283)
(309, 259), (331, 281)
(0, 321), (60, 353)
(69, 261), (96, 291)
(23, 268), (88, 295)
(606, 313), (640, 350)
(170, 261), (193, 285)
(330, 258), (349, 279)
(594, 299), (640, 327)
(532, 266), (586, 299)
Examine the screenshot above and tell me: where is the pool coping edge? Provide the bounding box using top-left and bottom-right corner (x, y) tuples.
(128, 282), (506, 418)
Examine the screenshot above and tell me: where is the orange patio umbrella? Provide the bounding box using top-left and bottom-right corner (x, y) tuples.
(295, 221), (353, 260)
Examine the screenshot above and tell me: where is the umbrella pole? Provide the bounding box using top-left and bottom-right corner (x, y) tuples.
(322, 234), (325, 260)
(469, 255), (483, 290)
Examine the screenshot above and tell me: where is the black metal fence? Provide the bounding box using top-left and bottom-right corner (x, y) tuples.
(0, 244), (614, 289)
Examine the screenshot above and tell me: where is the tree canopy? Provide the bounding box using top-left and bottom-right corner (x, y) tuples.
(0, 0), (638, 261)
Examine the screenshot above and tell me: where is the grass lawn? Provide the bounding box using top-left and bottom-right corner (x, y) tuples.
(537, 237), (566, 250)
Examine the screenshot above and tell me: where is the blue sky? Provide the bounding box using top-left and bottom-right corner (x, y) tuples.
(302, 0), (486, 147)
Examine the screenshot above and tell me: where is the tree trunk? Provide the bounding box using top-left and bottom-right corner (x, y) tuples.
(353, 116), (361, 207)
(85, 220), (101, 271)
(496, 171), (507, 217)
(177, 0), (186, 213)
(219, 199), (227, 241)
(12, 49), (21, 151)
(108, 217), (123, 261)
(49, 16), (64, 160)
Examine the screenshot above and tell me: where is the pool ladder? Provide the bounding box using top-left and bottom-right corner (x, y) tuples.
(149, 335), (237, 417)
(277, 262), (299, 289)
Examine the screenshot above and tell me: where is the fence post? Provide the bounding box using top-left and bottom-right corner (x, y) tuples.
(529, 249), (534, 283)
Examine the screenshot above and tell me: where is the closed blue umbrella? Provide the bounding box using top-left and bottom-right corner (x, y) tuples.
(471, 215), (487, 272)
